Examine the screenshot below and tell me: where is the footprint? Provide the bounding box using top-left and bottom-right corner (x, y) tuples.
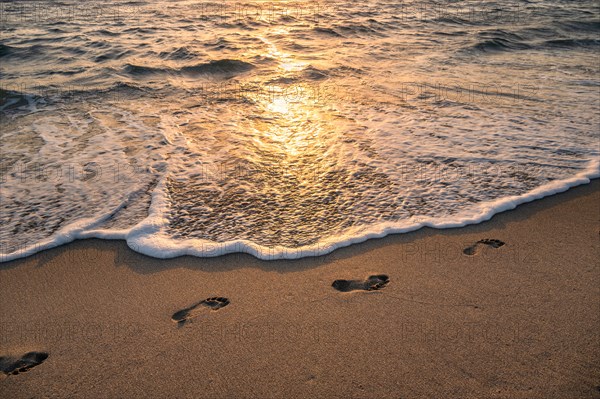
(332, 274), (389, 292)
(0, 352), (48, 376)
(171, 297), (230, 324)
(463, 238), (505, 255)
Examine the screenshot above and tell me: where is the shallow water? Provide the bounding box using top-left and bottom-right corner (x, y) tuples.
(1, 0), (598, 260)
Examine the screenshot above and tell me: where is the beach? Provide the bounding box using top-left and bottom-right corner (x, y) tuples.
(1, 1), (599, 398)
(1, 180), (598, 399)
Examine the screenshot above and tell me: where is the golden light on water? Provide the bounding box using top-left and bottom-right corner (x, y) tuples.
(249, 29), (332, 161)
(267, 95), (290, 114)
(259, 84), (324, 159)
(260, 31), (307, 73)
(280, 60), (306, 72)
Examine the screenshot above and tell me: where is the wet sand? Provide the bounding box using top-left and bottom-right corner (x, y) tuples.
(1, 180), (598, 399)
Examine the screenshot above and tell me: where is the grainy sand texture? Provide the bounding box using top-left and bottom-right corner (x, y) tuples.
(1, 181), (599, 399)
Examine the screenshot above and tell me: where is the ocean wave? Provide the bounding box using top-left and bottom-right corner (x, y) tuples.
(123, 59), (255, 78)
(203, 37), (242, 51)
(94, 49), (134, 63)
(1, 160), (597, 262)
(180, 59), (255, 76)
(0, 43), (14, 57)
(300, 66), (329, 81)
(158, 47), (200, 61)
(313, 27), (344, 38)
(0, 82), (149, 110)
(542, 38), (600, 49)
(467, 29), (600, 53)
(96, 29), (121, 37)
(123, 63), (168, 76)
(469, 38), (532, 52)
(336, 23), (386, 37)
(0, 88), (34, 111)
(0, 43), (45, 59)
(556, 20), (600, 33)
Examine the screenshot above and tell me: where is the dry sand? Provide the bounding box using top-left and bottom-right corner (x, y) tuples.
(1, 180), (599, 399)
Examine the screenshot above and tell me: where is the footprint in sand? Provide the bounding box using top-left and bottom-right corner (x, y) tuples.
(332, 274), (389, 292)
(0, 352), (48, 376)
(171, 297), (230, 324)
(463, 238), (505, 256)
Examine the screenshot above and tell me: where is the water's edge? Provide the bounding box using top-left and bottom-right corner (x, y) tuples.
(2, 159), (597, 263)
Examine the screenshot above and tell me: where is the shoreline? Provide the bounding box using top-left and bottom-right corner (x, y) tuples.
(1, 180), (598, 398)
(2, 166), (599, 263)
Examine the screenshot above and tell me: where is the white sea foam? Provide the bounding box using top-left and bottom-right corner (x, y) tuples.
(1, 159), (597, 262)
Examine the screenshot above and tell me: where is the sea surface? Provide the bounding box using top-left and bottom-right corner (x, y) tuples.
(1, 0), (598, 260)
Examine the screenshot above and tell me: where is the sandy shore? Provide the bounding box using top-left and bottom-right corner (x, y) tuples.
(1, 181), (599, 399)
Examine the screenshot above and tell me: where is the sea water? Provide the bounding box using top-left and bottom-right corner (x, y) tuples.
(1, 0), (598, 260)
